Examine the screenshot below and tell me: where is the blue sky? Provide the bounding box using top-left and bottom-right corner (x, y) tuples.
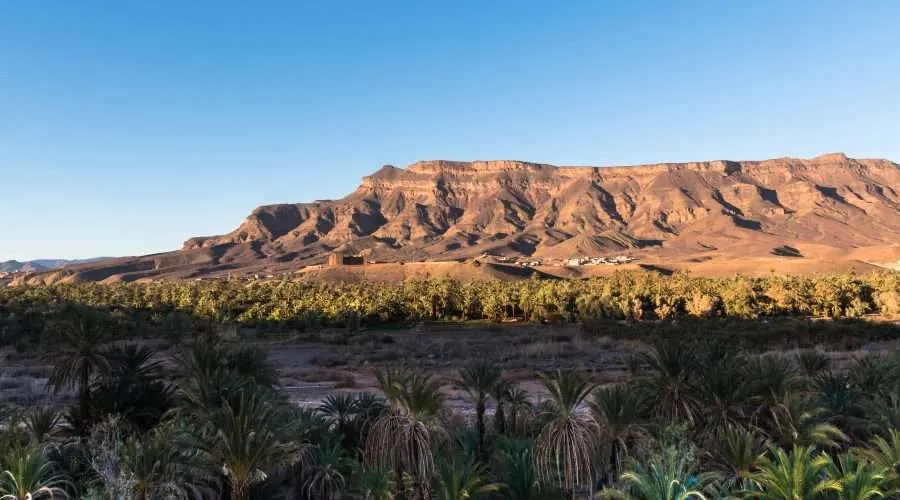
(2, 1), (899, 260)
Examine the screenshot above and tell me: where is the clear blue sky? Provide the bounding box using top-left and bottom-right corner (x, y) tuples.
(2, 1), (899, 261)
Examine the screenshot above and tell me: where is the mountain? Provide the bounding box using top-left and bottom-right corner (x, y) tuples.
(18, 153), (900, 283)
(0, 258), (112, 274)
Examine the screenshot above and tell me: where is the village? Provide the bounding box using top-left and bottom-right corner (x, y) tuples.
(316, 252), (639, 269)
(484, 254), (637, 267)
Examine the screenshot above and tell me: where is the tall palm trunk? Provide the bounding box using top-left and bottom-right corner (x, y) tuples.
(607, 445), (619, 486)
(231, 482), (247, 500)
(394, 446), (405, 500)
(79, 366), (92, 429)
(494, 400), (506, 436)
(476, 398), (486, 460)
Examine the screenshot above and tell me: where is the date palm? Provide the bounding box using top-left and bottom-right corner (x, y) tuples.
(745, 445), (832, 500)
(191, 393), (300, 500)
(92, 344), (173, 432)
(637, 341), (701, 426)
(45, 314), (111, 428)
(454, 360), (502, 459)
(493, 440), (554, 500)
(174, 340), (278, 395)
(814, 371), (867, 440)
(851, 356), (895, 400)
(301, 441), (349, 500)
(23, 409), (61, 446)
(319, 393), (361, 449)
(820, 453), (892, 500)
(352, 392), (388, 447)
(854, 429), (900, 488)
(704, 424), (768, 489)
(433, 455), (501, 500)
(588, 384), (647, 485)
(367, 368), (446, 499)
(864, 394), (900, 438)
(766, 392), (847, 449)
(350, 462), (394, 500)
(533, 370), (598, 499)
(745, 356), (804, 417)
(618, 449), (712, 500)
(122, 426), (211, 500)
(0, 449), (71, 500)
(173, 366), (253, 424)
(491, 379), (514, 437)
(696, 359), (749, 436)
(505, 386), (534, 438)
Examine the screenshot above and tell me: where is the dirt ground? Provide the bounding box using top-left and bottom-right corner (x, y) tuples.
(264, 319), (900, 412)
(4, 320), (899, 413)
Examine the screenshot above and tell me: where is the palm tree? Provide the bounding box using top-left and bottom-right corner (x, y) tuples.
(454, 360), (502, 459)
(616, 450), (712, 500)
(493, 440), (555, 500)
(696, 358), (750, 436)
(432, 455), (501, 500)
(45, 314), (111, 428)
(851, 355), (896, 401)
(766, 392), (847, 449)
(173, 365), (253, 425)
(820, 453), (893, 500)
(533, 370), (598, 499)
(122, 426), (212, 500)
(319, 393), (361, 449)
(637, 341), (701, 426)
(863, 394), (900, 437)
(301, 441), (349, 500)
(23, 409), (61, 446)
(745, 356), (804, 417)
(588, 384), (647, 485)
(491, 379), (514, 437)
(373, 365), (413, 405)
(192, 393), (300, 500)
(505, 386), (534, 438)
(854, 429), (900, 488)
(174, 340), (278, 393)
(103, 344), (164, 381)
(0, 449), (71, 500)
(814, 371), (867, 440)
(92, 344), (173, 432)
(350, 462), (394, 500)
(222, 344), (280, 389)
(745, 445), (831, 500)
(367, 369), (446, 499)
(704, 424), (768, 490)
(351, 392), (388, 447)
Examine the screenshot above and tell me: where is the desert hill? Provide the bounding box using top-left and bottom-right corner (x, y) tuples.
(19, 153), (900, 284)
(0, 258), (112, 274)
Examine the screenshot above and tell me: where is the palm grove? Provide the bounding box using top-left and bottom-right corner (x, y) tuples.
(0, 271), (899, 499)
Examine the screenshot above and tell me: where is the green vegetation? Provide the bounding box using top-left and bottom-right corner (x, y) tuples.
(0, 272), (898, 498)
(0, 272), (898, 355)
(1, 329), (900, 498)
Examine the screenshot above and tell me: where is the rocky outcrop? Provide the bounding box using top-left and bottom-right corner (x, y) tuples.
(184, 153), (900, 261)
(23, 153), (900, 283)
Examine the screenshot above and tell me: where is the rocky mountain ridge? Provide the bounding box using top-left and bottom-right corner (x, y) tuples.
(19, 153), (900, 283)
(184, 152), (900, 259)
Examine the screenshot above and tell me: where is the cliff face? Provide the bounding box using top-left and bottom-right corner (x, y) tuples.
(183, 153), (900, 261)
(23, 153), (900, 284)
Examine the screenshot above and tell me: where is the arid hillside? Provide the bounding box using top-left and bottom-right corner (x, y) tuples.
(19, 153), (900, 283)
